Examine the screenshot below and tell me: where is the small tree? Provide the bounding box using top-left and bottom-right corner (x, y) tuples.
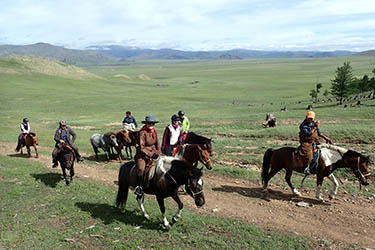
(323, 89), (330, 98)
(370, 68), (375, 99)
(358, 75), (369, 94)
(331, 62), (354, 104)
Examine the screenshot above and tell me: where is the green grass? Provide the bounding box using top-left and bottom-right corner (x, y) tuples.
(0, 155), (311, 249)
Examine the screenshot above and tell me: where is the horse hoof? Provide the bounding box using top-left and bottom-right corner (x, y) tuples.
(144, 214), (150, 220)
(328, 195), (334, 200)
(65, 180), (70, 185)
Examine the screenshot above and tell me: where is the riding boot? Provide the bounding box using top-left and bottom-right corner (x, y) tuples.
(134, 174), (144, 198)
(303, 165), (310, 175)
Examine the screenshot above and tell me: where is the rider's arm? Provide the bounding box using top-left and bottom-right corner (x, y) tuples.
(69, 127), (77, 143)
(54, 129), (61, 143)
(319, 133), (332, 143)
(139, 132), (153, 157)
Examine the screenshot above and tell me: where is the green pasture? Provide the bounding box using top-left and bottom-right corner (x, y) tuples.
(1, 56), (375, 248)
(0, 155), (312, 249)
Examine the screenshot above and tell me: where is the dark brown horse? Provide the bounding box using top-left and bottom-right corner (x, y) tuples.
(112, 130), (132, 162)
(56, 143), (75, 185)
(185, 132), (213, 156)
(19, 132), (38, 158)
(261, 145), (371, 201)
(116, 159), (205, 227)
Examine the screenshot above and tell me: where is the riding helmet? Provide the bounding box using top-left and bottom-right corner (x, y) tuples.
(59, 120), (67, 126)
(23, 118), (29, 123)
(178, 110), (185, 116)
(171, 114), (180, 122)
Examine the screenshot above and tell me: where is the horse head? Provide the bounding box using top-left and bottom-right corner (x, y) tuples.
(26, 132), (38, 146)
(117, 130), (132, 144)
(60, 143), (75, 169)
(186, 166), (205, 207)
(109, 134), (119, 147)
(185, 132), (214, 156)
(183, 144), (213, 170)
(196, 144), (213, 169)
(342, 150), (371, 186)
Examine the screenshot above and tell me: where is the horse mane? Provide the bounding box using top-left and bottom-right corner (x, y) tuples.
(169, 160), (202, 179)
(344, 150), (362, 158)
(187, 132), (211, 144)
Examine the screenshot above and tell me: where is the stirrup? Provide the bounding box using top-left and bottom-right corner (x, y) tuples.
(134, 186), (143, 197)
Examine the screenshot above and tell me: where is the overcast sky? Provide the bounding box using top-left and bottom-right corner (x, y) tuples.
(1, 0), (374, 51)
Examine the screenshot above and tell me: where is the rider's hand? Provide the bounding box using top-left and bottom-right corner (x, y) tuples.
(314, 120), (320, 127)
(151, 153), (159, 160)
(326, 139), (332, 144)
(59, 140), (65, 143)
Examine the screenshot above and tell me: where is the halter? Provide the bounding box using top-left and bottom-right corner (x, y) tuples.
(197, 145), (211, 166)
(186, 178), (203, 198)
(343, 156), (370, 181)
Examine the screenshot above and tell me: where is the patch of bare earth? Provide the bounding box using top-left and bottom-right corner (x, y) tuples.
(1, 141), (374, 249)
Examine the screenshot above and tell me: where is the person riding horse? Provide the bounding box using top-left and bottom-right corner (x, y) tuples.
(161, 114), (184, 156)
(134, 115), (161, 197)
(15, 118), (30, 152)
(178, 110), (190, 141)
(123, 111), (138, 132)
(298, 111), (332, 174)
(52, 120), (83, 168)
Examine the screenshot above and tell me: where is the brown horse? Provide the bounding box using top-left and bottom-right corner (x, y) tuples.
(111, 130), (132, 162)
(176, 144), (213, 169)
(116, 159), (205, 227)
(19, 132), (38, 158)
(124, 131), (139, 159)
(261, 145), (371, 201)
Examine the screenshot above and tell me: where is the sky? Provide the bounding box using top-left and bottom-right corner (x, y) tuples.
(1, 0), (375, 51)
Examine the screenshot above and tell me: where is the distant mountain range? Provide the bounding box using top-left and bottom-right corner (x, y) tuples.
(0, 42), (373, 65)
(0, 43), (118, 66)
(87, 45), (355, 60)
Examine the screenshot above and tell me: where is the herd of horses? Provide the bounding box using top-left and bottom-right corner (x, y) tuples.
(16, 129), (372, 226)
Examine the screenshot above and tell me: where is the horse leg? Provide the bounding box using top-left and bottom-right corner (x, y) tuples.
(171, 193), (183, 224)
(285, 170), (300, 196)
(315, 174), (325, 201)
(137, 194), (150, 220)
(70, 166), (75, 182)
(61, 166), (69, 185)
(34, 145), (38, 158)
(327, 174), (339, 200)
(92, 145), (99, 160)
(26, 146), (31, 157)
(262, 167), (281, 193)
(156, 196), (169, 227)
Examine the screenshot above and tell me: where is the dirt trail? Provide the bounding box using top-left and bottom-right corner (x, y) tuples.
(1, 142), (374, 249)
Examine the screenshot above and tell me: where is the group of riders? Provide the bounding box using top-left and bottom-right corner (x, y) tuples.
(16, 109), (329, 193)
(16, 110), (190, 198)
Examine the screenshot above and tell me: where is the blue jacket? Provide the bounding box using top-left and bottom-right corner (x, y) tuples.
(122, 116), (138, 128)
(299, 120), (320, 137)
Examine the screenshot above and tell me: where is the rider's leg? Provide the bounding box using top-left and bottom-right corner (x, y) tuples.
(134, 157), (146, 197)
(15, 134), (23, 152)
(70, 143), (83, 162)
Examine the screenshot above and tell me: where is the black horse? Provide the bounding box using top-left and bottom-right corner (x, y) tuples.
(185, 132), (213, 156)
(116, 159), (205, 227)
(56, 143), (75, 185)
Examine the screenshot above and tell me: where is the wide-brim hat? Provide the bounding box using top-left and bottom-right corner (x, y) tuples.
(142, 115), (159, 124)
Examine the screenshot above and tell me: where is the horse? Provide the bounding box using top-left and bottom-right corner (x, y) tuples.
(176, 144), (213, 169)
(90, 132), (118, 161)
(56, 143), (75, 185)
(261, 144), (371, 201)
(19, 132), (39, 158)
(116, 159), (205, 227)
(112, 130), (132, 162)
(185, 132), (213, 156)
(124, 131), (139, 159)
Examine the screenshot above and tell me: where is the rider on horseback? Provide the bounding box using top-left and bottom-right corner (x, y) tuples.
(123, 111), (138, 132)
(161, 114), (184, 156)
(178, 110), (190, 141)
(298, 111), (332, 174)
(52, 120), (83, 168)
(134, 115), (161, 197)
(15, 118), (30, 152)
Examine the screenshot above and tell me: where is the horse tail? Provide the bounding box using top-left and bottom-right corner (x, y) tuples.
(116, 161), (135, 208)
(261, 148), (273, 185)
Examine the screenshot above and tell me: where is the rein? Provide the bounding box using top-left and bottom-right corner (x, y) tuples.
(186, 178), (203, 198)
(197, 146), (211, 166)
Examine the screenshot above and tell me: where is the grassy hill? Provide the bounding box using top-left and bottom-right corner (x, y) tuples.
(0, 56), (100, 80)
(0, 43), (119, 66)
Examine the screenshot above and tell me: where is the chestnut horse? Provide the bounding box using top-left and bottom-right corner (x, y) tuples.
(185, 132), (213, 156)
(113, 130), (132, 162)
(261, 145), (371, 201)
(116, 159), (205, 227)
(124, 131), (139, 159)
(56, 143), (75, 185)
(19, 132), (38, 158)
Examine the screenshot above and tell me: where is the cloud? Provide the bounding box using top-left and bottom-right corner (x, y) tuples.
(0, 0), (374, 51)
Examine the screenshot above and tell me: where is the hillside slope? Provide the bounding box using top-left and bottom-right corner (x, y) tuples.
(0, 43), (118, 66)
(0, 56), (100, 80)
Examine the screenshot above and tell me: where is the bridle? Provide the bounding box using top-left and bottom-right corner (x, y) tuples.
(343, 156), (370, 182)
(196, 145), (212, 167)
(166, 172), (203, 198)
